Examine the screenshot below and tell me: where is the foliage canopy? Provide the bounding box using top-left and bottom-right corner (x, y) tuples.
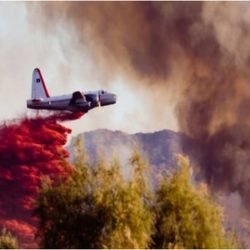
(152, 155), (238, 249)
(34, 150), (153, 248)
(34, 148), (239, 249)
(0, 228), (19, 249)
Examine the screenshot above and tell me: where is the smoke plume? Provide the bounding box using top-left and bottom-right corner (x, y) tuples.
(27, 2), (250, 209)
(0, 112), (83, 247)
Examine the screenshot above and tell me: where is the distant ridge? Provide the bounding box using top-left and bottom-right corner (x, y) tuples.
(68, 129), (185, 174)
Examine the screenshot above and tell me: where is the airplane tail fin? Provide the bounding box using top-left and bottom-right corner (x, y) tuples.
(31, 68), (50, 99)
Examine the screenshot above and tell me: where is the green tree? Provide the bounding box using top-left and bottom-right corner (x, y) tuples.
(0, 228), (19, 249)
(34, 144), (240, 249)
(34, 151), (153, 248)
(34, 166), (100, 249)
(152, 155), (238, 249)
(92, 154), (153, 248)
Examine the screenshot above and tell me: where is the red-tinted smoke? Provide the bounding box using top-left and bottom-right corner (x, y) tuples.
(0, 112), (84, 247)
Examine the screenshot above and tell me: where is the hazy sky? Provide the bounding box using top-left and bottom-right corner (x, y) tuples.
(0, 2), (178, 136)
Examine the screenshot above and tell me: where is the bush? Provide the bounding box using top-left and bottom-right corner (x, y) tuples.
(0, 228), (19, 249)
(34, 151), (153, 248)
(34, 146), (239, 249)
(152, 155), (238, 249)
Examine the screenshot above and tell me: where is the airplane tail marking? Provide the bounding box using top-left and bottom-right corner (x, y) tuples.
(31, 68), (50, 99)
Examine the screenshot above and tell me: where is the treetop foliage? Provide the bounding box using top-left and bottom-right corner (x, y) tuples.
(34, 148), (239, 249)
(152, 155), (238, 249)
(0, 228), (19, 249)
(34, 149), (153, 248)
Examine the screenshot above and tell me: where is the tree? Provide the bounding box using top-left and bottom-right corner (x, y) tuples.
(92, 154), (153, 248)
(34, 151), (153, 248)
(34, 166), (97, 248)
(34, 144), (240, 249)
(152, 155), (238, 249)
(0, 228), (19, 249)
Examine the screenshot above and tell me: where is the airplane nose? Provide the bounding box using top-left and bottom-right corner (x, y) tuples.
(113, 94), (117, 103)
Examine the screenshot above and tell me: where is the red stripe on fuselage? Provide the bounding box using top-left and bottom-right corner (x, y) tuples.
(35, 68), (50, 98)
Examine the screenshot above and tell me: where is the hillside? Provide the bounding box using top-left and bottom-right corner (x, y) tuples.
(69, 129), (185, 175)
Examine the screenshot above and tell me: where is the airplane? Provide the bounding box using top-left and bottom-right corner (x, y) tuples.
(27, 68), (117, 113)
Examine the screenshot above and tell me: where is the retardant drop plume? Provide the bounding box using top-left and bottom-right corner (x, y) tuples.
(28, 2), (250, 211)
(0, 111), (83, 247)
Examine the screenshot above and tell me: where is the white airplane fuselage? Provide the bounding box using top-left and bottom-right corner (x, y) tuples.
(27, 68), (116, 113)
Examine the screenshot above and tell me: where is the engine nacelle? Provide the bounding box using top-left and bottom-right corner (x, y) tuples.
(85, 94), (100, 107)
(70, 91), (86, 105)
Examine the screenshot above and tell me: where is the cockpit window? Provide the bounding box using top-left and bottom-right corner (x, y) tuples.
(101, 90), (105, 94)
(36, 78), (40, 83)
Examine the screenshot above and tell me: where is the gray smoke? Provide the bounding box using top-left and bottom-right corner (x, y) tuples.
(27, 2), (250, 210)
